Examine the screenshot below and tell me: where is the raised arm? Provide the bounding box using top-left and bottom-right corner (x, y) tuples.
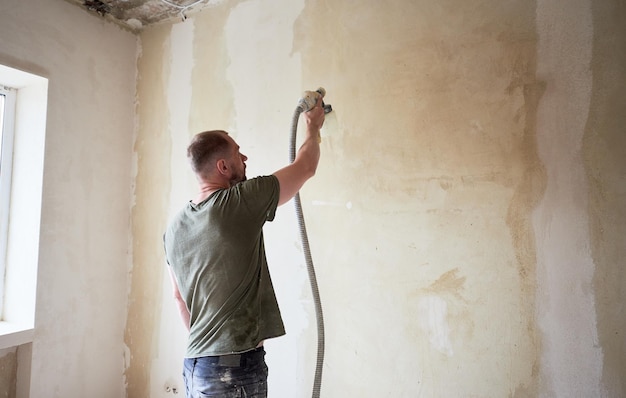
(273, 97), (325, 206)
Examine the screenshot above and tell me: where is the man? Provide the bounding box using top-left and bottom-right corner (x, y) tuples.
(163, 96), (325, 398)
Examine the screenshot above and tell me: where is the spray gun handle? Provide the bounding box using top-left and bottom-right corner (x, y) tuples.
(315, 88), (333, 114)
(299, 87), (332, 114)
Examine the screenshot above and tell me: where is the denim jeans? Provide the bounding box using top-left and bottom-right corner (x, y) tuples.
(183, 347), (268, 398)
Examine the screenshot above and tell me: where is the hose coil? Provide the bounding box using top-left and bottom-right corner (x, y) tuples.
(290, 103), (325, 398)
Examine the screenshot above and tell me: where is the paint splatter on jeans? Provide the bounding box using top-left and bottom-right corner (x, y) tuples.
(183, 347), (268, 398)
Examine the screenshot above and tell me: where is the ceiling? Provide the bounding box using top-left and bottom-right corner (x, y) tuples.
(64, 0), (219, 32)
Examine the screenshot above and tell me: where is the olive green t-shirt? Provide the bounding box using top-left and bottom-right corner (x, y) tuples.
(163, 175), (285, 357)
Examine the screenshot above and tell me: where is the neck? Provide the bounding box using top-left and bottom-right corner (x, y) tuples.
(193, 180), (228, 204)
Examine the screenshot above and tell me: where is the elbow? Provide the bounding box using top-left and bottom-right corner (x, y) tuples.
(305, 154), (320, 179)
(305, 164), (317, 179)
(295, 157), (317, 181)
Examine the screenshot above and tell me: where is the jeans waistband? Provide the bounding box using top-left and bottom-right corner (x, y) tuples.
(188, 347), (265, 368)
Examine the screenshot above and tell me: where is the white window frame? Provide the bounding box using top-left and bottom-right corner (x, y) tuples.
(0, 64), (47, 350)
(0, 85), (17, 315)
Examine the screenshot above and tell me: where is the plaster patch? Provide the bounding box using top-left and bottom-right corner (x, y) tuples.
(126, 22), (173, 397)
(122, 343), (131, 371)
(224, 0), (305, 140)
(535, 0), (603, 395)
(418, 296), (454, 357)
(425, 268), (466, 300)
(0, 349), (17, 398)
(584, 1), (626, 396)
(167, 19), (195, 211)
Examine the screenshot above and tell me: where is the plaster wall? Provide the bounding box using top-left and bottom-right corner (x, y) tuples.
(0, 0), (137, 396)
(0, 0), (622, 397)
(584, 1), (626, 396)
(128, 0), (621, 397)
(129, 0), (625, 397)
(0, 348), (17, 397)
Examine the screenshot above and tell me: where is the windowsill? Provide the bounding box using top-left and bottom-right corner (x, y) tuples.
(0, 322), (33, 349)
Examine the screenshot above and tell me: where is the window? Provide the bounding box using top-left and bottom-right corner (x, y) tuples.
(0, 64), (47, 348)
(0, 85), (17, 315)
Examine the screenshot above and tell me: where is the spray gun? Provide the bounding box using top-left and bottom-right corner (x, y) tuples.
(298, 87), (333, 114)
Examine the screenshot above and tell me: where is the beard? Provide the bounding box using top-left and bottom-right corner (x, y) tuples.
(229, 170), (247, 186)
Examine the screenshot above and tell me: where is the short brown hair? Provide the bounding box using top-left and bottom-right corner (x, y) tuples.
(187, 130), (231, 177)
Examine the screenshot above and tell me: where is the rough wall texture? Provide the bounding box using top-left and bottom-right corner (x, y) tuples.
(586, 1), (626, 396)
(1, 0), (622, 397)
(124, 23), (172, 398)
(533, 0), (609, 396)
(0, 349), (17, 398)
(292, 0), (544, 396)
(128, 0), (623, 397)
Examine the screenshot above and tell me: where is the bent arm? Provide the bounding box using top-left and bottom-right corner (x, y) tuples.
(168, 266), (190, 332)
(274, 99), (325, 206)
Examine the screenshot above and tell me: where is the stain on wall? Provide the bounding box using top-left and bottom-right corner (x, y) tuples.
(586, 1), (626, 396)
(124, 23), (172, 397)
(504, 72), (545, 398)
(127, 3), (245, 396)
(291, 0), (543, 396)
(189, 5), (237, 136)
(131, 0), (618, 396)
(0, 350), (17, 398)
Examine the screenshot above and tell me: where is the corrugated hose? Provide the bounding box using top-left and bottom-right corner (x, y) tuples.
(289, 90), (331, 398)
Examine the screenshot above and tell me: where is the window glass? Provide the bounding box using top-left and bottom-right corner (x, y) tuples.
(0, 86), (16, 316)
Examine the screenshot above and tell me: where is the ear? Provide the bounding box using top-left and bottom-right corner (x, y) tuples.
(216, 159), (229, 176)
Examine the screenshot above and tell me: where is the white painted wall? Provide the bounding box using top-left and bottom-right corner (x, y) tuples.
(0, 0), (137, 396)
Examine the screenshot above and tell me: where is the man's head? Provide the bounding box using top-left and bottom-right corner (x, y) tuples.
(187, 130), (248, 186)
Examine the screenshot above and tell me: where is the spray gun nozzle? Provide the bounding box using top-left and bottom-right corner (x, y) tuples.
(299, 87), (331, 113)
(315, 88), (332, 114)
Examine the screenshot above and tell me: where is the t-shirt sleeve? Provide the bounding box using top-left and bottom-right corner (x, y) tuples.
(235, 175), (280, 223)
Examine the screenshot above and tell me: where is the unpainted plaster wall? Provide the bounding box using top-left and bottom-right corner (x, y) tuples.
(0, 349), (17, 397)
(533, 0), (603, 396)
(0, 0), (623, 397)
(585, 1), (626, 396)
(128, 0), (623, 397)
